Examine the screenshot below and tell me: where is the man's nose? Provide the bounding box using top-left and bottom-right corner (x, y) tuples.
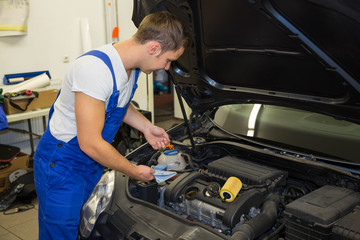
(164, 62), (171, 70)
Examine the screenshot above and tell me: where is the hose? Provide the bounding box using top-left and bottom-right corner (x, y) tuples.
(145, 151), (161, 166)
(181, 153), (199, 171)
(261, 219), (286, 240)
(231, 193), (280, 240)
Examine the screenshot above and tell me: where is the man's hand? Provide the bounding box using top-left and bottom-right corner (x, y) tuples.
(123, 104), (170, 150)
(133, 165), (155, 181)
(143, 125), (170, 150)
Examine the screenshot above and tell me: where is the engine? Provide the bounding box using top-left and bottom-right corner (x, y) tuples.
(129, 154), (360, 239)
(161, 156), (287, 230)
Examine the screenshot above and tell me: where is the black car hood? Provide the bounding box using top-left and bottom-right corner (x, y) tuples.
(133, 0), (360, 123)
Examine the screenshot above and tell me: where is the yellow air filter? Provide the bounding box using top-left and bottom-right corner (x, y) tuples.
(220, 177), (242, 202)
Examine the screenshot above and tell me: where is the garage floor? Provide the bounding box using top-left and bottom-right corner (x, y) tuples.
(0, 95), (183, 239)
(0, 198), (39, 240)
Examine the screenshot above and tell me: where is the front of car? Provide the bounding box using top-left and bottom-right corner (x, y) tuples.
(80, 0), (360, 239)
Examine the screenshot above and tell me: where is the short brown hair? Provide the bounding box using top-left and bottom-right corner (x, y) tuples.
(134, 11), (191, 53)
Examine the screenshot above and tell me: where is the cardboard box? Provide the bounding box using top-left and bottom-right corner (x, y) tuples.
(0, 152), (29, 192)
(3, 89), (59, 114)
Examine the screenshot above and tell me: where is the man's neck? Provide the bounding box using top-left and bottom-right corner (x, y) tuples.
(113, 38), (143, 73)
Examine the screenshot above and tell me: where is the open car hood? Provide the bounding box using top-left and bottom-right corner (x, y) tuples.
(133, 0), (360, 123)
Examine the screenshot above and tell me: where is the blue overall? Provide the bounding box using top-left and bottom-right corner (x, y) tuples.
(34, 50), (139, 239)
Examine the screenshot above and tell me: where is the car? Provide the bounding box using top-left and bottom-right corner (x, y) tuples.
(79, 0), (360, 239)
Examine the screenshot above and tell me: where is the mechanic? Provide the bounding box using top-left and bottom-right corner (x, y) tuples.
(33, 11), (191, 240)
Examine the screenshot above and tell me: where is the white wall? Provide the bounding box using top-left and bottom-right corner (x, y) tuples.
(117, 1), (154, 119)
(0, 0), (153, 112)
(0, 0), (106, 82)
(0, 0), (154, 154)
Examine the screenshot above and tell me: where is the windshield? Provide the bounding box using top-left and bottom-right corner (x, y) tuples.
(213, 104), (360, 163)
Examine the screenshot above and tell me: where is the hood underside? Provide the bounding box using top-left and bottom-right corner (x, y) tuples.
(133, 0), (360, 123)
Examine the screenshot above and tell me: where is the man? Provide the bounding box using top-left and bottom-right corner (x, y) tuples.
(34, 11), (191, 239)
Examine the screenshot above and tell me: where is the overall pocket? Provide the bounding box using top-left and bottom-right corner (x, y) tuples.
(37, 142), (75, 189)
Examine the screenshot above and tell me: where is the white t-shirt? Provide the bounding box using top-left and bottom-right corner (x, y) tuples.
(49, 44), (137, 142)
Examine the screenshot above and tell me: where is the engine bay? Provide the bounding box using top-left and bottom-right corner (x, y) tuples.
(128, 139), (360, 239)
(128, 135), (360, 239)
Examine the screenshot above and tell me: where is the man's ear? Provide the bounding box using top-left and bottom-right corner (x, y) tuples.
(149, 42), (161, 56)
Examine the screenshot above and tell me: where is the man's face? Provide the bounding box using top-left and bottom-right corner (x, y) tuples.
(142, 47), (185, 74)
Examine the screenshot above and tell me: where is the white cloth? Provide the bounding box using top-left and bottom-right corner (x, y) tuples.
(49, 44), (137, 142)
(153, 170), (177, 183)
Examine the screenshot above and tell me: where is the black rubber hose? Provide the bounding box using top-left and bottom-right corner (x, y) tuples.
(145, 151), (161, 166)
(231, 193), (280, 240)
(261, 219), (286, 240)
(181, 153), (199, 171)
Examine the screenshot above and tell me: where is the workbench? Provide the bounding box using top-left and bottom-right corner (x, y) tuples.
(5, 108), (50, 158)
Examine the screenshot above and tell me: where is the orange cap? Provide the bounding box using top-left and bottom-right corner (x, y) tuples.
(165, 143), (174, 150)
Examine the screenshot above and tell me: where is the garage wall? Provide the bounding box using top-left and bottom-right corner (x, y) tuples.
(0, 0), (106, 82)
(117, 1), (154, 119)
(0, 0), (154, 154)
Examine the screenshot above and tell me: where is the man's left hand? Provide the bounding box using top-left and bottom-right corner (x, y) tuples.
(144, 125), (170, 150)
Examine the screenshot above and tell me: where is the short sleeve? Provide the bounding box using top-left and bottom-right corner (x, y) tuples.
(69, 56), (113, 102)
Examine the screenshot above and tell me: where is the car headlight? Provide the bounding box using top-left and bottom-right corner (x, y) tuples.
(79, 170), (115, 238)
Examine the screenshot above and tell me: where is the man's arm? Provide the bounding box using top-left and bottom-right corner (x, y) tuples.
(123, 104), (170, 150)
(75, 92), (154, 181)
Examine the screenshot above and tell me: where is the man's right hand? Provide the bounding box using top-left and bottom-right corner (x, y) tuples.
(133, 165), (155, 182)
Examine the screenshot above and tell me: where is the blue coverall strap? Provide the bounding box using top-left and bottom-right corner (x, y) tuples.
(130, 68), (140, 98)
(48, 50), (120, 122)
(135, 68), (140, 81)
(81, 50), (118, 92)
(47, 90), (61, 124)
(81, 50), (119, 114)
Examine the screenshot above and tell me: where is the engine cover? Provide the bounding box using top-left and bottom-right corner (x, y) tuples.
(163, 156), (287, 228)
(207, 156), (287, 185)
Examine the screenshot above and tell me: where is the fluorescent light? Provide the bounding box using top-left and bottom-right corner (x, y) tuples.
(247, 130), (254, 137)
(248, 104), (261, 129)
